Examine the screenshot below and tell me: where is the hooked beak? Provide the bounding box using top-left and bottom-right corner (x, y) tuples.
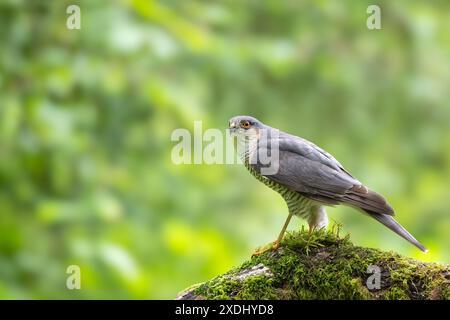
(228, 121), (237, 134)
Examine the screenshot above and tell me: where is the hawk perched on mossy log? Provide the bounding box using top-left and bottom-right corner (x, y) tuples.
(228, 115), (427, 255)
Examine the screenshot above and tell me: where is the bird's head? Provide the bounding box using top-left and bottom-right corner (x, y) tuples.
(228, 116), (265, 140)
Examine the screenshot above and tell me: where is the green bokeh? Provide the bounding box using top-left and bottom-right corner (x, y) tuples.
(0, 0), (449, 299)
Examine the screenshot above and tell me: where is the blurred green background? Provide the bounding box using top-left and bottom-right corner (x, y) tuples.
(0, 0), (449, 299)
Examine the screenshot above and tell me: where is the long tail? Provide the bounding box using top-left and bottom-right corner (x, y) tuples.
(365, 210), (428, 253)
(342, 186), (427, 252)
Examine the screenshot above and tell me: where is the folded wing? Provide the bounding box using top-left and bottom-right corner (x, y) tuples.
(253, 133), (394, 215)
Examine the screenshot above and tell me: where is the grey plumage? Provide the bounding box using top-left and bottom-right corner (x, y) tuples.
(229, 115), (427, 253)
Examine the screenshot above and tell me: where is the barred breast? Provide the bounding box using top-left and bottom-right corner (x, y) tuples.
(244, 161), (316, 219)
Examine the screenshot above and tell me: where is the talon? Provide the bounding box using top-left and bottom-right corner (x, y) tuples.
(272, 240), (280, 250)
(252, 240), (280, 257)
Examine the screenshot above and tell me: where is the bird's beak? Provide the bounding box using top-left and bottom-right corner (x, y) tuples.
(229, 121), (237, 134)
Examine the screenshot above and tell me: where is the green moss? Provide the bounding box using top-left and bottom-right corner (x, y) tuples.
(236, 275), (277, 300)
(441, 283), (450, 300)
(195, 276), (242, 300)
(382, 286), (410, 300)
(185, 226), (449, 300)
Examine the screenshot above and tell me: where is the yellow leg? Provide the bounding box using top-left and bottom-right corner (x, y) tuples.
(275, 212), (293, 244)
(308, 223), (315, 235)
(252, 213), (293, 256)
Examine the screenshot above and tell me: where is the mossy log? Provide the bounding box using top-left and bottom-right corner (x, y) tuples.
(177, 227), (449, 300)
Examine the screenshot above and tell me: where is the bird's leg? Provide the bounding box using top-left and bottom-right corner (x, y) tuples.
(274, 212), (294, 247)
(308, 224), (316, 235)
(252, 213), (293, 256)
(307, 206), (328, 235)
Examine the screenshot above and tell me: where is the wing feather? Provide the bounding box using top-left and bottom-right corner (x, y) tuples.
(252, 133), (394, 215)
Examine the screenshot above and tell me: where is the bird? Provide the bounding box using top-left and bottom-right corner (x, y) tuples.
(228, 115), (427, 255)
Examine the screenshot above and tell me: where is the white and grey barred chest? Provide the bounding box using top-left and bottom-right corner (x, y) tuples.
(243, 160), (315, 219)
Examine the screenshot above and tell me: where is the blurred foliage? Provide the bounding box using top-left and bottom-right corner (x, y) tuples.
(0, 0), (449, 299)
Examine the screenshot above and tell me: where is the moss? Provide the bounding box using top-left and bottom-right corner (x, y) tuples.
(180, 226), (450, 300)
(196, 276), (242, 300)
(441, 283), (450, 300)
(382, 286), (409, 300)
(236, 275), (277, 300)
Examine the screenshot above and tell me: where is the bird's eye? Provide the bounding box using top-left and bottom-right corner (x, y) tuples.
(241, 120), (251, 129)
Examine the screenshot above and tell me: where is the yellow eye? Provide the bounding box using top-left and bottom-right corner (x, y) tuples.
(241, 120), (251, 129)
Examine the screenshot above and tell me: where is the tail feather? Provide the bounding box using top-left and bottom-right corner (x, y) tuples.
(365, 210), (428, 253)
(343, 187), (394, 216)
